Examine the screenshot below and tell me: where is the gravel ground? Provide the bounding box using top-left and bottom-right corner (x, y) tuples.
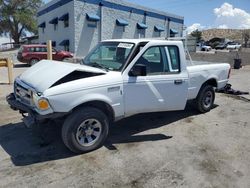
(0, 61), (250, 188)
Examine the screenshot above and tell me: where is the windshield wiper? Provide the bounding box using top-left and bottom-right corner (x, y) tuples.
(88, 62), (109, 72)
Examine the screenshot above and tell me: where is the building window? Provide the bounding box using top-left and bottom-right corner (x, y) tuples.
(52, 41), (56, 47)
(170, 29), (178, 37)
(64, 19), (69, 28)
(86, 13), (100, 28)
(64, 45), (69, 51)
(87, 21), (97, 28)
(116, 19), (129, 32)
(59, 13), (69, 28)
(59, 39), (69, 51)
(137, 22), (147, 38)
(38, 22), (46, 33)
(154, 26), (165, 38)
(49, 17), (58, 31)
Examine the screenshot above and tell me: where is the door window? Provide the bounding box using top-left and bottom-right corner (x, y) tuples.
(135, 47), (164, 75)
(132, 45), (181, 76)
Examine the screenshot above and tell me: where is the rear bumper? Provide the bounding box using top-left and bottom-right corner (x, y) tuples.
(6, 93), (68, 126)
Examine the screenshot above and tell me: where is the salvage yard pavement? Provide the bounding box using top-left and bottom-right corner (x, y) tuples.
(0, 64), (250, 188)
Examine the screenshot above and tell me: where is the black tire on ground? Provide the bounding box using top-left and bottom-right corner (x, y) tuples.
(30, 58), (39, 66)
(61, 107), (109, 154)
(195, 85), (215, 113)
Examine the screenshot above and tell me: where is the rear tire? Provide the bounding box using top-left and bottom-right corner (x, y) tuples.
(195, 85), (215, 113)
(61, 107), (109, 154)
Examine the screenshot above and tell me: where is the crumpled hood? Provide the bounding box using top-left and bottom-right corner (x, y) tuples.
(19, 60), (106, 92)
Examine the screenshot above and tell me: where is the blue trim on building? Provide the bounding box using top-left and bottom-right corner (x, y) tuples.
(154, 26), (165, 32)
(137, 23), (148, 29)
(59, 13), (69, 21)
(116, 19), (129, 26)
(59, 39), (70, 46)
(170, 29), (178, 34)
(86, 13), (100, 21)
(49, 17), (58, 24)
(37, 0), (184, 24)
(38, 22), (46, 28)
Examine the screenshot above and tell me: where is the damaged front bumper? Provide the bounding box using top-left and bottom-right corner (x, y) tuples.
(6, 93), (67, 128)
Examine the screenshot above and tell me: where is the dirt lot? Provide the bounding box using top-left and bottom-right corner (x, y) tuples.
(0, 62), (250, 188)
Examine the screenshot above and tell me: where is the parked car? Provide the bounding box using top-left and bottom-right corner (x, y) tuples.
(215, 43), (228, 50)
(7, 39), (231, 153)
(201, 45), (212, 51)
(197, 42), (212, 51)
(227, 42), (241, 50)
(17, 44), (73, 65)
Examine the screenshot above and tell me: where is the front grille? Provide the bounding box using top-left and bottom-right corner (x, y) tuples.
(15, 81), (32, 106)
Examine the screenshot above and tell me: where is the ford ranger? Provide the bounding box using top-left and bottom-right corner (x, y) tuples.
(7, 39), (231, 153)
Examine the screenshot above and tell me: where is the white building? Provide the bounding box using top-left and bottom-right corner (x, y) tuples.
(37, 0), (184, 57)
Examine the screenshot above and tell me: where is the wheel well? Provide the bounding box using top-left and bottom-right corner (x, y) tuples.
(73, 101), (115, 122)
(202, 79), (217, 88)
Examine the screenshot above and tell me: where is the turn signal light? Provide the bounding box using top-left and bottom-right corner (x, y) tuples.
(38, 99), (49, 110)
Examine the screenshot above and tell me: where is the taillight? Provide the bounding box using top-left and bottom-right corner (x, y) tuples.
(228, 67), (231, 79)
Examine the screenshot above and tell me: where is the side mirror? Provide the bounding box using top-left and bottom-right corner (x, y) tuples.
(129, 64), (147, 76)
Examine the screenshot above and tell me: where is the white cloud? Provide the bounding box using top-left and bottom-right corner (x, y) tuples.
(218, 24), (228, 29)
(186, 23), (206, 34)
(214, 3), (250, 29)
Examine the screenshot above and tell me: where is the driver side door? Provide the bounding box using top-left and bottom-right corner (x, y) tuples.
(123, 45), (188, 116)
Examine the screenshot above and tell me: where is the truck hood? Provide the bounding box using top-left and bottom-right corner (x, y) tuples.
(19, 60), (106, 92)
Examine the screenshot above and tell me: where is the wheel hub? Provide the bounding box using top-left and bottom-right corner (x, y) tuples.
(203, 91), (213, 108)
(76, 118), (102, 147)
(85, 127), (94, 136)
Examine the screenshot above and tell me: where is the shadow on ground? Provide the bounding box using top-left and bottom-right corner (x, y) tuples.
(0, 105), (201, 166)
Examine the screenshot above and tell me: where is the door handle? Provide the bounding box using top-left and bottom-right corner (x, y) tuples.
(174, 80), (183, 85)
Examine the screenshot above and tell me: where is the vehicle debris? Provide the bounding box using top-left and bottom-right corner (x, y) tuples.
(216, 83), (249, 95)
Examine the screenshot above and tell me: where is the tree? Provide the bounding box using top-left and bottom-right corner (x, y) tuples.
(190, 29), (202, 42)
(0, 0), (42, 44)
(242, 30), (250, 48)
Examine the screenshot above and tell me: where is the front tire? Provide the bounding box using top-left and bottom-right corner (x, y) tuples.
(195, 85), (215, 113)
(62, 107), (109, 154)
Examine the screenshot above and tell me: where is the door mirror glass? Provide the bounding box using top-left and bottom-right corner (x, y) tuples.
(129, 64), (147, 76)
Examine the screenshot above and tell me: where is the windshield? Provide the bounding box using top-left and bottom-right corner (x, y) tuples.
(82, 42), (135, 71)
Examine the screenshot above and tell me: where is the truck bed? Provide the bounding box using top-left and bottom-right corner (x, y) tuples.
(186, 61), (230, 100)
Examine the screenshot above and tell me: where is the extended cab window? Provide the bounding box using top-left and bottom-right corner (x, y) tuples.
(166, 46), (180, 72)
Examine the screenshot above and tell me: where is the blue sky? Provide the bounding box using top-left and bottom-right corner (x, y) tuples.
(126, 0), (250, 28)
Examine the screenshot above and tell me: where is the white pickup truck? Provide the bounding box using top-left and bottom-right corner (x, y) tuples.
(7, 39), (230, 153)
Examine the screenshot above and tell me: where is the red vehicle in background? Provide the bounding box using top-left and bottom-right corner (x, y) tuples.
(17, 44), (73, 65)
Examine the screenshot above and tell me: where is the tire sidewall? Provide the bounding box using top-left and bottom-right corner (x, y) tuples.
(62, 107), (109, 153)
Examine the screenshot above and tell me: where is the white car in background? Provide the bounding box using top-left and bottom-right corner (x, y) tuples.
(201, 45), (212, 51)
(227, 42), (241, 50)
